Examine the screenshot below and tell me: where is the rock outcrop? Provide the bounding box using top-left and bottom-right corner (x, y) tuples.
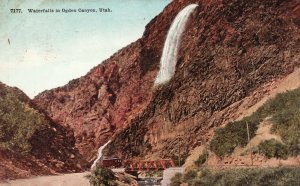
(33, 0), (300, 162)
(107, 0), (300, 160)
(33, 40), (157, 161)
(0, 82), (87, 180)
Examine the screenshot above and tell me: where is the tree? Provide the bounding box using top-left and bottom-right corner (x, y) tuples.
(87, 166), (117, 186)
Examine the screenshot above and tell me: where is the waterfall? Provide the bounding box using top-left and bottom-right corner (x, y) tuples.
(90, 140), (111, 170)
(155, 4), (198, 85)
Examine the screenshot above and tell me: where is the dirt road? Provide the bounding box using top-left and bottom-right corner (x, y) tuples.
(0, 172), (90, 186)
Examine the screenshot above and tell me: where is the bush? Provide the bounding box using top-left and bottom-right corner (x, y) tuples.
(210, 87), (300, 158)
(195, 149), (209, 166)
(183, 170), (197, 185)
(258, 139), (288, 159)
(176, 167), (300, 186)
(0, 91), (47, 153)
(87, 166), (117, 186)
(210, 115), (259, 157)
(271, 109), (300, 156)
(259, 89), (300, 156)
(170, 172), (183, 186)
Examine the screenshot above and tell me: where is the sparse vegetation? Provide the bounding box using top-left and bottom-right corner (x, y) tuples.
(271, 108), (300, 156)
(183, 170), (198, 185)
(87, 166), (117, 186)
(257, 139), (288, 159)
(210, 87), (300, 158)
(195, 149), (209, 166)
(170, 172), (183, 186)
(0, 90), (48, 153)
(171, 167), (300, 186)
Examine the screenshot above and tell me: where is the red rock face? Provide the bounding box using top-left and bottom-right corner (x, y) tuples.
(107, 0), (300, 159)
(32, 1), (189, 162)
(34, 0), (300, 162)
(33, 40), (157, 161)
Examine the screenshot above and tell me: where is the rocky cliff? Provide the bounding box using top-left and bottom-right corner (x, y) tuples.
(0, 82), (87, 180)
(107, 0), (300, 160)
(33, 0), (300, 162)
(33, 40), (156, 161)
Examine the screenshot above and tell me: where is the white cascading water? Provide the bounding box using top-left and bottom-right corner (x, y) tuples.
(155, 4), (198, 85)
(90, 140), (111, 170)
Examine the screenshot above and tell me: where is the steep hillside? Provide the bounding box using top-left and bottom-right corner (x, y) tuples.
(0, 82), (87, 180)
(210, 87), (300, 159)
(33, 0), (300, 163)
(107, 0), (300, 160)
(33, 40), (156, 161)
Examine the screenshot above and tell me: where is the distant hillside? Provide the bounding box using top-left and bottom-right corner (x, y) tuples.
(0, 82), (87, 180)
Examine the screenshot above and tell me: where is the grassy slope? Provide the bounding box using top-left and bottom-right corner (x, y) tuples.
(171, 167), (300, 186)
(210, 87), (300, 158)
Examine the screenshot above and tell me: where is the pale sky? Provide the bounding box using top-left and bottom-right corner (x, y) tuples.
(0, 0), (170, 98)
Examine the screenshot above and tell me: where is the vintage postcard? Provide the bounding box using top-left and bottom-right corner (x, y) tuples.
(0, 0), (299, 185)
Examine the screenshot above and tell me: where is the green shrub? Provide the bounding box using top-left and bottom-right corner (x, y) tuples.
(210, 115), (259, 157)
(210, 87), (300, 158)
(271, 109), (300, 156)
(87, 166), (117, 186)
(260, 89), (300, 156)
(195, 149), (209, 166)
(177, 167), (300, 186)
(183, 170), (197, 185)
(0, 92), (47, 153)
(170, 172), (183, 186)
(258, 139), (288, 159)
